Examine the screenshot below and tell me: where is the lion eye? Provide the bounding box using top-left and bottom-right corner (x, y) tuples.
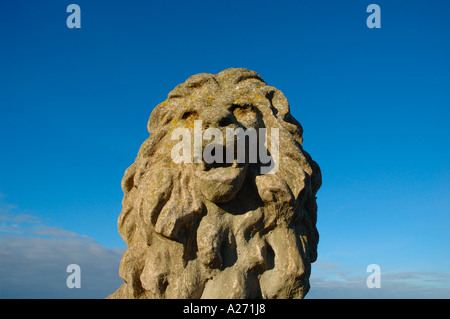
(230, 104), (252, 112)
(230, 104), (254, 116)
(231, 104), (256, 117)
(229, 104), (260, 128)
(181, 111), (198, 121)
(218, 116), (234, 127)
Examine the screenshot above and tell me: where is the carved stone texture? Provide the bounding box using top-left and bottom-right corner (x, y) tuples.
(108, 68), (321, 299)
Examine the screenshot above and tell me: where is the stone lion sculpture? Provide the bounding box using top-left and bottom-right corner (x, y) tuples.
(109, 68), (321, 299)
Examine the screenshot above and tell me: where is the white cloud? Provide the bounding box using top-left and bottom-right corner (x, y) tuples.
(306, 258), (450, 299)
(0, 232), (125, 298)
(0, 208), (125, 298)
(2, 198), (448, 299)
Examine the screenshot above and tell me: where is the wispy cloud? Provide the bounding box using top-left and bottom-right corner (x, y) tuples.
(307, 258), (450, 299)
(0, 201), (124, 298)
(0, 203), (81, 239)
(0, 203), (18, 214)
(0, 212), (39, 224)
(1, 198), (448, 299)
(0, 233), (125, 298)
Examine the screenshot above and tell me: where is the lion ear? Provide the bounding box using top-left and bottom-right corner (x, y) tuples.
(261, 87), (303, 143)
(261, 86), (289, 118)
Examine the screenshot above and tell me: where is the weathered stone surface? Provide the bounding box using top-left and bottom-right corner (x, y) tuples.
(108, 68), (321, 299)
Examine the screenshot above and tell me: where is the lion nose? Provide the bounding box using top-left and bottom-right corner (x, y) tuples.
(200, 108), (236, 129)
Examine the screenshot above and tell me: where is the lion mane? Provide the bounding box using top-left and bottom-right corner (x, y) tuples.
(109, 68), (321, 299)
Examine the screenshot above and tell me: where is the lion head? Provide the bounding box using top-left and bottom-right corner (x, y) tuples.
(109, 68), (321, 299)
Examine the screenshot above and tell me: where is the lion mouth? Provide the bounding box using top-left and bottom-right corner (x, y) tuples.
(202, 159), (237, 171)
(194, 154), (248, 203)
(195, 143), (248, 184)
(199, 144), (245, 172)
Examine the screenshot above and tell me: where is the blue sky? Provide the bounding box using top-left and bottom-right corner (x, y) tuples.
(0, 0), (449, 298)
